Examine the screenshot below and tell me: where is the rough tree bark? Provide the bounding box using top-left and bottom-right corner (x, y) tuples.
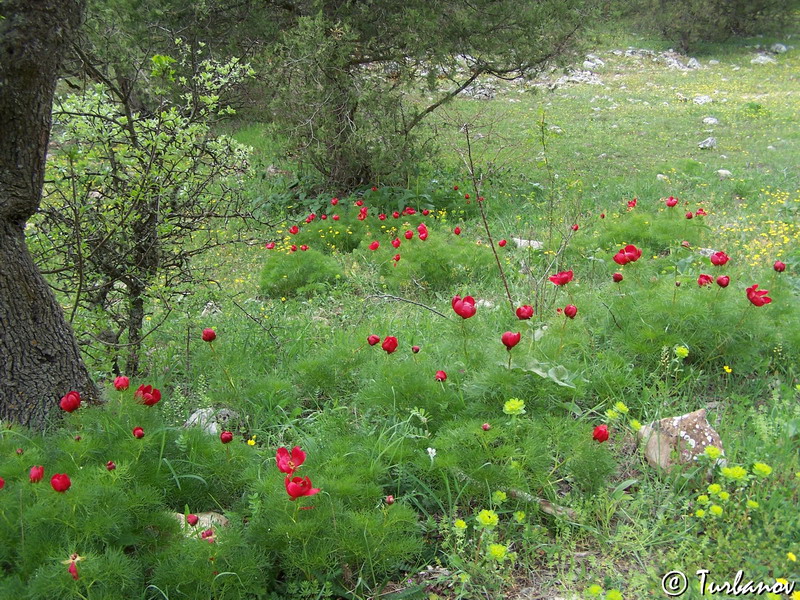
(0, 0), (97, 428)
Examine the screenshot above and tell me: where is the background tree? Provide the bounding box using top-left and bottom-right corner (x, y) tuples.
(0, 0), (97, 427)
(264, 0), (595, 190)
(30, 49), (258, 375)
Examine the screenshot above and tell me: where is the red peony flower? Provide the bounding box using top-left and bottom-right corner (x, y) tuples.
(382, 336), (399, 354)
(16, 448), (24, 455)
(592, 424), (609, 443)
(498, 239), (507, 247)
(516, 305), (534, 320)
(371, 186), (378, 192)
(453, 185), (459, 191)
(418, 232), (428, 241)
(367, 334), (380, 346)
(132, 426), (145, 439)
(332, 215), (340, 221)
(774, 260), (786, 272)
(59, 391), (81, 413)
(612, 244), (642, 266)
(464, 193), (470, 200)
(393, 211), (400, 219)
(135, 385), (161, 406)
(571, 224), (579, 231)
(391, 238), (401, 248)
(289, 225), (299, 235)
(422, 209), (430, 216)
(613, 272), (624, 283)
(411, 345), (420, 354)
(697, 274), (713, 287)
(220, 431), (233, 444)
(716, 275), (730, 288)
(434, 370), (447, 382)
(369, 241), (380, 251)
(453, 226), (461, 235)
(695, 208), (707, 217)
(452, 295), (477, 319)
(276, 446), (306, 475)
(50, 473), (71, 493)
(202, 328), (216, 342)
(0, 476), (4, 490)
(68, 561), (79, 580)
(685, 212), (693, 219)
(114, 376), (130, 391)
(378, 213), (387, 220)
(289, 245), (298, 252)
(665, 196), (678, 207)
(710, 251), (729, 266)
(600, 213), (605, 219)
(320, 214), (327, 220)
(549, 270), (574, 286)
(300, 245), (309, 251)
(627, 198), (637, 209)
(564, 304), (578, 319)
(186, 513), (199, 526)
(106, 461), (116, 471)
(501, 331), (521, 350)
(404, 207), (416, 216)
(746, 284), (772, 307)
(482, 423), (491, 431)
(30, 465), (44, 483)
(285, 475), (321, 500)
(355, 199), (364, 207)
(393, 254), (401, 262)
(385, 494), (395, 505)
(331, 197), (339, 205)
(404, 230), (413, 240)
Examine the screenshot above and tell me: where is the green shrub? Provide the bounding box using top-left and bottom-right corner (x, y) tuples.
(260, 249), (343, 298)
(372, 231), (496, 293)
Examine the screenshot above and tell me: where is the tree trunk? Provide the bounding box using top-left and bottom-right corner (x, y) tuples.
(0, 0), (97, 428)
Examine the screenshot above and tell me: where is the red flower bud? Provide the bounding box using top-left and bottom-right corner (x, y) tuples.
(613, 273), (624, 283)
(220, 431), (233, 444)
(187, 514), (199, 526)
(367, 334), (380, 346)
(453, 227), (461, 235)
(59, 391), (81, 413)
(516, 305), (534, 320)
(498, 239), (507, 247)
(385, 494), (395, 505)
(482, 423), (491, 431)
(501, 331), (521, 350)
(50, 473), (71, 493)
(592, 424), (609, 443)
(435, 370), (447, 382)
(114, 375), (130, 391)
(202, 328), (216, 342)
(411, 345), (420, 354)
(132, 427), (145, 439)
(716, 275), (730, 288)
(106, 461), (116, 471)
(564, 304), (578, 319)
(30, 465), (44, 483)
(774, 260), (786, 272)
(381, 336), (398, 354)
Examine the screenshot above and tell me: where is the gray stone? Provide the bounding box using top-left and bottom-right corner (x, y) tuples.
(698, 137), (717, 149)
(770, 43), (787, 54)
(703, 116), (719, 125)
(184, 408), (239, 435)
(687, 58), (701, 69)
(638, 409), (725, 472)
(709, 59), (720, 65)
(511, 237), (543, 250)
(751, 54), (776, 65)
(693, 95), (713, 105)
(717, 169), (732, 180)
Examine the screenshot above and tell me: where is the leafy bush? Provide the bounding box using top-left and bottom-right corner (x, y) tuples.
(260, 249), (343, 298)
(373, 232), (496, 293)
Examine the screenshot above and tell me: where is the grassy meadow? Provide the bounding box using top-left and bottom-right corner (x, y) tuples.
(2, 29), (799, 600)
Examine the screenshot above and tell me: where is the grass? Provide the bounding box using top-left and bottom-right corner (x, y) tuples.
(2, 28), (800, 600)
